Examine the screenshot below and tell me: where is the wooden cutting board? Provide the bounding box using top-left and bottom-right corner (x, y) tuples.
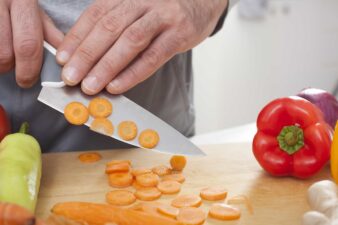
(36, 143), (331, 225)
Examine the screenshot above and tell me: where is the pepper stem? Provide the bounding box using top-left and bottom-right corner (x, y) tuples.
(277, 125), (304, 155)
(19, 122), (29, 134)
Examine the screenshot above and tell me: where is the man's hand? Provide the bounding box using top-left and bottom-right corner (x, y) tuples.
(57, 0), (228, 95)
(0, 0), (64, 88)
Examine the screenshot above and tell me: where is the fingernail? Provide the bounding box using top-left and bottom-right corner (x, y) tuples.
(62, 67), (78, 85)
(82, 76), (100, 94)
(108, 79), (120, 91)
(56, 51), (70, 64)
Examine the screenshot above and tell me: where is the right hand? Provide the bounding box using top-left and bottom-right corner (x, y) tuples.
(0, 0), (64, 88)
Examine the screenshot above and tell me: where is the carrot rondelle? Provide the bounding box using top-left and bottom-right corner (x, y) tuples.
(108, 173), (133, 188)
(157, 204), (179, 219)
(200, 187), (228, 201)
(106, 160), (131, 166)
(162, 173), (185, 183)
(171, 194), (202, 208)
(136, 173), (160, 187)
(152, 165), (172, 176)
(105, 162), (130, 174)
(106, 190), (136, 206)
(88, 97), (113, 118)
(208, 203), (241, 221)
(134, 187), (162, 201)
(170, 155), (187, 171)
(177, 207), (206, 225)
(90, 118), (114, 136)
(138, 129), (160, 149)
(64, 102), (89, 125)
(78, 152), (102, 163)
(118, 121), (138, 141)
(157, 180), (181, 195)
(131, 168), (152, 177)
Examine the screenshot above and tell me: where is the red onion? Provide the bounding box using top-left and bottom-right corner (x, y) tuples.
(297, 88), (338, 129)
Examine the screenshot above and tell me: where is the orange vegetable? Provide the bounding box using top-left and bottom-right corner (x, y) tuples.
(64, 102), (89, 125)
(170, 155), (187, 171)
(131, 168), (152, 177)
(138, 129), (159, 149)
(106, 160), (131, 167)
(78, 152), (102, 163)
(0, 203), (38, 225)
(171, 195), (202, 208)
(157, 205), (179, 219)
(227, 195), (253, 214)
(152, 165), (172, 176)
(200, 187), (227, 201)
(105, 162), (130, 174)
(162, 173), (185, 183)
(135, 187), (162, 201)
(46, 214), (85, 225)
(136, 173), (159, 187)
(208, 203), (241, 221)
(108, 173), (133, 188)
(157, 181), (181, 195)
(88, 97), (112, 118)
(176, 207), (206, 225)
(133, 202), (164, 217)
(118, 121), (138, 141)
(106, 190), (136, 206)
(90, 118), (114, 136)
(132, 181), (147, 190)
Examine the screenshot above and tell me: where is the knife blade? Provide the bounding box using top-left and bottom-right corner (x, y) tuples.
(38, 41), (205, 156)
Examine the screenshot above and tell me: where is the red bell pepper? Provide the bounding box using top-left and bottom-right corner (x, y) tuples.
(253, 96), (333, 179)
(0, 105), (10, 141)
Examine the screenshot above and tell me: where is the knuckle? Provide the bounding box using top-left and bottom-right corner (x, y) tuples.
(124, 26), (146, 46)
(16, 38), (41, 58)
(68, 32), (83, 43)
(77, 46), (95, 63)
(86, 4), (105, 24)
(142, 48), (161, 68)
(100, 14), (120, 35)
(100, 58), (116, 74)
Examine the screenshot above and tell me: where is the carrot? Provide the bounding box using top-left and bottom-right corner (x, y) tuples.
(136, 173), (159, 187)
(171, 194), (202, 208)
(78, 152), (102, 163)
(108, 173), (133, 188)
(88, 97), (112, 118)
(133, 202), (164, 217)
(135, 187), (162, 201)
(138, 129), (159, 149)
(176, 207), (206, 225)
(0, 203), (37, 225)
(132, 181), (149, 190)
(64, 102), (89, 125)
(227, 195), (253, 214)
(118, 121), (138, 141)
(46, 214), (85, 225)
(170, 155), (187, 171)
(106, 190), (136, 206)
(90, 118), (114, 136)
(208, 203), (241, 221)
(106, 160), (131, 167)
(157, 205), (179, 219)
(105, 162), (130, 174)
(157, 181), (181, 195)
(131, 168), (152, 177)
(200, 187), (227, 201)
(162, 173), (185, 183)
(152, 165), (172, 176)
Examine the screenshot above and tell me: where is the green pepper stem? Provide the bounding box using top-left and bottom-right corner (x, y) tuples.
(277, 125), (304, 155)
(19, 122), (29, 134)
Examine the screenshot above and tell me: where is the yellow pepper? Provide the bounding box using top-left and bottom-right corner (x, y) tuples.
(330, 122), (338, 183)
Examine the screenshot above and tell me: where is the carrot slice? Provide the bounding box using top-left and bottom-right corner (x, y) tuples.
(157, 205), (179, 219)
(209, 203), (241, 221)
(137, 202), (165, 217)
(78, 152), (102, 163)
(106, 190), (136, 206)
(90, 118), (114, 136)
(64, 102), (89, 125)
(227, 195), (253, 214)
(136, 173), (159, 187)
(108, 173), (133, 188)
(138, 129), (159, 149)
(118, 121), (138, 141)
(170, 155), (187, 171)
(88, 97), (112, 118)
(105, 162), (130, 174)
(131, 168), (152, 177)
(135, 187), (162, 201)
(152, 165), (172, 176)
(106, 160), (132, 166)
(200, 187), (228, 201)
(171, 194), (202, 208)
(177, 207), (206, 225)
(157, 181), (181, 195)
(162, 173), (185, 183)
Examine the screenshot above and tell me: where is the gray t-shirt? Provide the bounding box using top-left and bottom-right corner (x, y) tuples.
(0, 0), (195, 152)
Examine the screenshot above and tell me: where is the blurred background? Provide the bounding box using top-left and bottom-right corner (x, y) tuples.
(191, 0), (338, 144)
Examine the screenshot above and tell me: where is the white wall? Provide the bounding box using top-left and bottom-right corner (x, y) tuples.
(193, 0), (338, 134)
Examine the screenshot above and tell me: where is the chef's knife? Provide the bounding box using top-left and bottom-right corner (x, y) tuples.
(38, 42), (205, 156)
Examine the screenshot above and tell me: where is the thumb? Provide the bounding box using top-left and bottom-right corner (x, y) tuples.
(40, 9), (64, 48)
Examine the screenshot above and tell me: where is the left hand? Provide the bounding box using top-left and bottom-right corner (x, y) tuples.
(56, 0), (228, 95)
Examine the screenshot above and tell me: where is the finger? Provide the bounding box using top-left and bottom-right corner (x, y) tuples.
(11, 0), (43, 88)
(62, 1), (147, 87)
(40, 9), (64, 48)
(56, 0), (122, 65)
(106, 31), (181, 94)
(0, 1), (14, 73)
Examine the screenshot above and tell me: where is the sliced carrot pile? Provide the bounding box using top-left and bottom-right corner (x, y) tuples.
(132, 181), (147, 190)
(208, 203), (241, 221)
(78, 152), (102, 163)
(64, 102), (89, 125)
(108, 172), (133, 188)
(200, 187), (228, 201)
(105, 162), (130, 174)
(227, 195), (253, 214)
(106, 160), (131, 166)
(177, 207), (206, 225)
(90, 118), (114, 136)
(162, 173), (185, 183)
(157, 205), (179, 219)
(106, 190), (136, 206)
(157, 180), (181, 195)
(152, 165), (172, 176)
(138, 129), (159, 149)
(131, 168), (152, 177)
(136, 173), (159, 187)
(170, 155), (187, 171)
(118, 121), (138, 141)
(88, 97), (112, 118)
(135, 187), (162, 201)
(171, 194), (202, 208)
